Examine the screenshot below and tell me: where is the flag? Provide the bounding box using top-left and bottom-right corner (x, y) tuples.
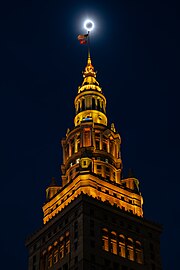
(77, 34), (88, 45)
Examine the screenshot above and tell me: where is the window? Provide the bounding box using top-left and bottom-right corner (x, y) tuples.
(48, 255), (53, 268)
(65, 231), (70, 254)
(102, 228), (109, 252)
(110, 231), (117, 255)
(135, 241), (143, 264)
(54, 249), (59, 264)
(84, 130), (91, 147)
(119, 235), (126, 258)
(60, 236), (64, 259)
(127, 238), (134, 261)
(97, 165), (101, 170)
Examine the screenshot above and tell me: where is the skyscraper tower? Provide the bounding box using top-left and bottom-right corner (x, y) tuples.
(26, 51), (162, 270)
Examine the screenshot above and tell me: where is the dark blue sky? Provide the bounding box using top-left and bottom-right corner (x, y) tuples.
(0, 0), (179, 269)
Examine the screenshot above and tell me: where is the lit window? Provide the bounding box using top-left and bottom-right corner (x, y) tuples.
(127, 238), (134, 261)
(65, 240), (70, 254)
(59, 236), (64, 259)
(102, 228), (109, 252)
(48, 255), (52, 268)
(110, 231), (117, 254)
(53, 249), (58, 264)
(119, 235), (126, 258)
(65, 231), (70, 254)
(135, 241), (143, 264)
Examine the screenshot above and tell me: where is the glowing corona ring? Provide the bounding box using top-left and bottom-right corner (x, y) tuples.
(84, 20), (94, 32)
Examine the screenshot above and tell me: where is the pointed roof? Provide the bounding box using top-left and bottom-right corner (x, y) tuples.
(83, 51), (97, 78)
(78, 52), (102, 93)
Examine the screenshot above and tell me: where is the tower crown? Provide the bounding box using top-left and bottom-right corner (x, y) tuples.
(74, 54), (107, 126)
(42, 51), (143, 224)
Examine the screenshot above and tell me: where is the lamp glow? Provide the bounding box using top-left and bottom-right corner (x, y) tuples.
(84, 19), (94, 32)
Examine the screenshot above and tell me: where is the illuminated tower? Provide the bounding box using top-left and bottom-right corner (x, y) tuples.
(26, 53), (162, 270)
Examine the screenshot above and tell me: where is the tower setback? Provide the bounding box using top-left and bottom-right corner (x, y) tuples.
(26, 54), (162, 270)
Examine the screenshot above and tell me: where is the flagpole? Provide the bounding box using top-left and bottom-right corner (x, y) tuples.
(87, 31), (90, 59)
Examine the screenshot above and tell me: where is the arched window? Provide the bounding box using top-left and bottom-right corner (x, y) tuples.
(53, 249), (58, 264)
(65, 231), (70, 254)
(83, 128), (91, 147)
(127, 238), (134, 261)
(135, 241), (143, 264)
(47, 254), (52, 268)
(119, 234), (126, 258)
(110, 231), (117, 254)
(59, 236), (64, 259)
(102, 228), (109, 252)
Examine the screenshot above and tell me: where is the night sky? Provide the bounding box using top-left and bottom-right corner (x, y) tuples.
(1, 0), (179, 269)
